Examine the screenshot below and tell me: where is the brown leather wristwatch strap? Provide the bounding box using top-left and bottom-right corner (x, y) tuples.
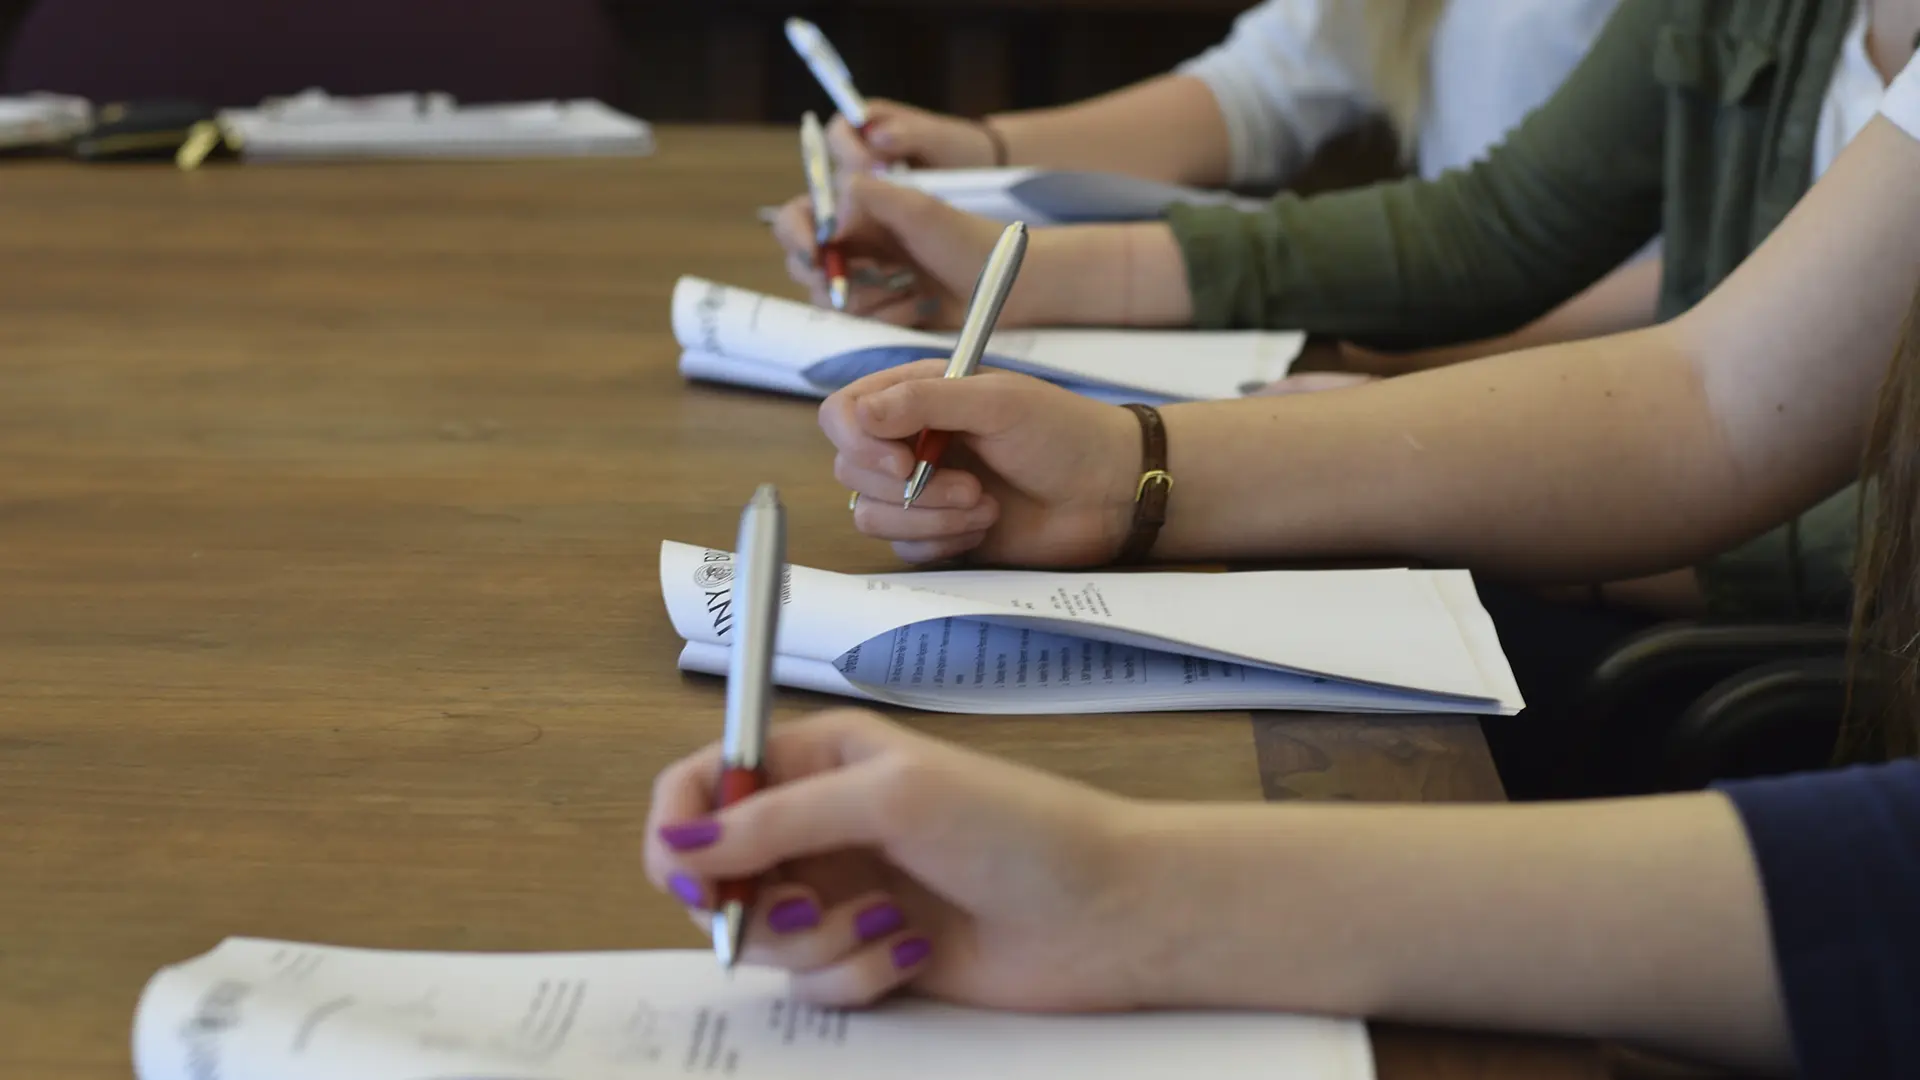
(1116, 404), (1171, 564)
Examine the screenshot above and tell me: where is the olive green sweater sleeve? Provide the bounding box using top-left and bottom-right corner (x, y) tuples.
(1166, 0), (1668, 343)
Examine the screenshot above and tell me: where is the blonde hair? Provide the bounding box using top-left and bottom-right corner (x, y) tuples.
(1355, 0), (1448, 162)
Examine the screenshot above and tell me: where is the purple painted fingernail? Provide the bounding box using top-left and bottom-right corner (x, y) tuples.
(766, 897), (821, 934)
(853, 902), (905, 942)
(891, 937), (932, 970)
(658, 818), (721, 852)
(667, 872), (704, 908)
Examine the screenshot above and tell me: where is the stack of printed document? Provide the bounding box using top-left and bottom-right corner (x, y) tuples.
(661, 541), (1523, 716)
(218, 88), (652, 160)
(883, 166), (1266, 224)
(132, 937), (1375, 1080)
(672, 276), (1303, 404)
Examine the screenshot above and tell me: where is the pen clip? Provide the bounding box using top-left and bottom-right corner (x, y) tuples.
(721, 484), (785, 771)
(943, 222), (1028, 379)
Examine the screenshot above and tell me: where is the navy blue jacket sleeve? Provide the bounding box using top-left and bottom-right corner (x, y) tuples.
(1719, 759), (1920, 1079)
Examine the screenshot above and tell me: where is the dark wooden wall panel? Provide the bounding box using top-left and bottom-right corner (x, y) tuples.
(0, 0), (1398, 188)
(607, 2), (1250, 122)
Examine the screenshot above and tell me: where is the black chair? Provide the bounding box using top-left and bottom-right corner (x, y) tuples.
(1575, 621), (1853, 791)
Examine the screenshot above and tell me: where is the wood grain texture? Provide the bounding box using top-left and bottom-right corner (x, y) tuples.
(0, 127), (1593, 1079)
(1256, 714), (1508, 803)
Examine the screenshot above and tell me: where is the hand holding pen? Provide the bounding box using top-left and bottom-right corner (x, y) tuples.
(903, 221), (1028, 508)
(710, 483), (785, 969)
(798, 111), (851, 312)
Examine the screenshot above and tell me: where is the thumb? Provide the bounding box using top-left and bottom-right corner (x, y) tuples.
(837, 172), (953, 244)
(664, 758), (896, 881)
(856, 371), (1038, 441)
(826, 113), (884, 171)
(851, 100), (916, 151)
(858, 116), (915, 159)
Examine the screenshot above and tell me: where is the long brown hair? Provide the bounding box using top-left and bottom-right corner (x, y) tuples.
(1358, 0), (1449, 163)
(1847, 283), (1920, 762)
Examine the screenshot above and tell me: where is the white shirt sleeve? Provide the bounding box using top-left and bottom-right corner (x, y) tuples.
(1174, 0), (1374, 188)
(1882, 52), (1920, 142)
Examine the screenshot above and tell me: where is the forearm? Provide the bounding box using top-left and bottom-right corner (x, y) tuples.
(1025, 222), (1195, 327)
(1347, 256), (1665, 376)
(987, 75), (1232, 187)
(1151, 328), (1799, 581)
(1126, 793), (1790, 1073)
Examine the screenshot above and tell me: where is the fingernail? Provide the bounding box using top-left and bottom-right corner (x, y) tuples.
(854, 902), (905, 942)
(667, 872), (704, 908)
(891, 937), (932, 969)
(766, 897), (821, 934)
(658, 818), (721, 852)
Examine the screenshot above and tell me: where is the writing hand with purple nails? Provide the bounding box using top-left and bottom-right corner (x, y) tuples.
(643, 708), (1150, 1010)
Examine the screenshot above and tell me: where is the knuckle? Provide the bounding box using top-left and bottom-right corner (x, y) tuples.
(844, 967), (901, 1008)
(831, 454), (861, 487)
(770, 930), (847, 972)
(868, 753), (936, 833)
(649, 757), (693, 805)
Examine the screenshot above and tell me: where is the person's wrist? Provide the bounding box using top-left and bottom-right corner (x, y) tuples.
(1139, 403), (1212, 561)
(1091, 799), (1189, 1009)
(974, 117), (1010, 167)
(1095, 403), (1147, 561)
(1010, 228), (1097, 326)
(1026, 224), (1181, 328)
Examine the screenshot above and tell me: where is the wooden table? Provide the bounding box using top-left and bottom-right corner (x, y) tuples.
(0, 127), (1601, 1079)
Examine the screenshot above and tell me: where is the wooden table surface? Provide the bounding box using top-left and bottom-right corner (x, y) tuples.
(0, 127), (1601, 1079)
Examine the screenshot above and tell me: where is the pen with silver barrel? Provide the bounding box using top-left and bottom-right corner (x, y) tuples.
(902, 221), (1028, 509)
(798, 110), (850, 311)
(711, 483), (786, 970)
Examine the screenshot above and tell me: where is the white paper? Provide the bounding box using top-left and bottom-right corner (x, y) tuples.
(883, 167), (1268, 224)
(0, 93), (89, 148)
(133, 939), (1375, 1080)
(220, 89), (652, 160)
(660, 541), (1522, 715)
(670, 276), (1301, 403)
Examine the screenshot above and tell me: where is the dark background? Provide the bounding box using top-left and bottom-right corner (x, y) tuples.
(0, 0), (1252, 121)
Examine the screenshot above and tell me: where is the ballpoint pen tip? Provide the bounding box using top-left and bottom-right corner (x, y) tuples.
(714, 903), (747, 971)
(902, 463), (931, 509)
(829, 277), (849, 311)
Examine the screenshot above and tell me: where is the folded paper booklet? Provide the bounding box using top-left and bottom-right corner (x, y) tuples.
(883, 167), (1268, 224)
(661, 541), (1523, 716)
(218, 89), (653, 160)
(0, 93), (90, 150)
(133, 938), (1374, 1080)
(672, 276), (1303, 405)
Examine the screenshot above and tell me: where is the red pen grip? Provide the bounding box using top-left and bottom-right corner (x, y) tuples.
(912, 428), (951, 468)
(820, 243), (848, 283)
(713, 765), (766, 909)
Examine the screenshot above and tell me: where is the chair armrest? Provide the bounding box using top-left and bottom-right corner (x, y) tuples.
(1578, 621), (1849, 727)
(1656, 656), (1848, 790)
